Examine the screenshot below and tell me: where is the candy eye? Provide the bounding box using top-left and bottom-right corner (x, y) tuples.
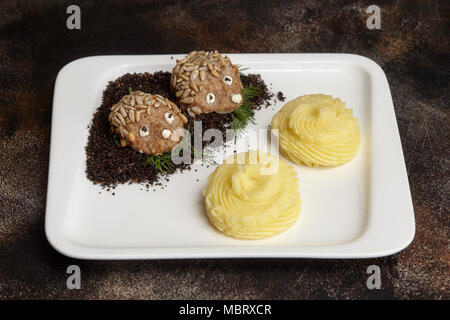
(164, 112), (174, 124)
(161, 129), (172, 139)
(139, 126), (149, 137)
(206, 93), (215, 104)
(223, 76), (233, 85)
(231, 94), (242, 104)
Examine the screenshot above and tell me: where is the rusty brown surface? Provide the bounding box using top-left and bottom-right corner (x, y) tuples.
(0, 0), (448, 299)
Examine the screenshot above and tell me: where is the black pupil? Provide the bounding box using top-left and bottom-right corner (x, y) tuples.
(141, 126), (148, 132)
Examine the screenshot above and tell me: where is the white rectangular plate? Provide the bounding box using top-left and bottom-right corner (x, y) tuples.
(45, 54), (415, 259)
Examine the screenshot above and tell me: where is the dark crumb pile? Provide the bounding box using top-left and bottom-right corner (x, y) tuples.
(277, 91), (286, 102)
(85, 71), (272, 188)
(241, 74), (274, 109)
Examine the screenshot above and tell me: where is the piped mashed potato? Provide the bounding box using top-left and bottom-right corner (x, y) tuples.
(203, 150), (301, 240)
(271, 94), (361, 167)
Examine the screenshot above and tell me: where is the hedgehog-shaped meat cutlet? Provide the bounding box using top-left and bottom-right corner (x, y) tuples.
(170, 50), (243, 117)
(109, 90), (187, 155)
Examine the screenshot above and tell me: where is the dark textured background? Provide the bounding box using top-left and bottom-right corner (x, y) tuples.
(0, 0), (448, 299)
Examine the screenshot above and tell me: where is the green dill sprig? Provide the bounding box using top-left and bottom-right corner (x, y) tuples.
(128, 87), (133, 95)
(237, 64), (250, 74)
(144, 152), (174, 173)
(112, 133), (121, 147)
(230, 86), (262, 135)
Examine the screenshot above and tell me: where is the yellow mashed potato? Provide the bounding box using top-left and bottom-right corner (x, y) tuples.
(203, 150), (301, 240)
(271, 94), (361, 167)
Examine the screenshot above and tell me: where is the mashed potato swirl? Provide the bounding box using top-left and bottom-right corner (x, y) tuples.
(203, 150), (301, 240)
(271, 94), (361, 167)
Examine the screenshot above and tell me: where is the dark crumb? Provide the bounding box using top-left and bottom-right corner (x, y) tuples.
(241, 74), (273, 111)
(85, 71), (273, 189)
(277, 91), (286, 102)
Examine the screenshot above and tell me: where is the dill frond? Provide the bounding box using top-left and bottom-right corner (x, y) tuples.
(128, 87), (133, 95)
(144, 152), (174, 173)
(112, 133), (121, 147)
(230, 86), (262, 135)
(237, 64), (250, 73)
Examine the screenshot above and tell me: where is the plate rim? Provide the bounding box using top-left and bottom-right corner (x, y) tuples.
(45, 53), (415, 260)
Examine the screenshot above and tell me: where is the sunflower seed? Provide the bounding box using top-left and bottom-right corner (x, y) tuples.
(112, 118), (121, 127)
(146, 107), (152, 115)
(191, 106), (201, 115)
(156, 97), (167, 105)
(200, 70), (206, 81)
(190, 82), (199, 92)
(190, 69), (199, 81)
(184, 65), (198, 72)
(121, 96), (131, 105)
(180, 74), (189, 81)
(112, 104), (120, 112)
(116, 113), (126, 126)
(180, 113), (188, 124)
(120, 106), (127, 117)
(180, 97), (194, 104)
(136, 111), (141, 121)
(176, 90), (183, 98)
(136, 96), (143, 105)
(145, 98), (155, 105)
(210, 69), (219, 78)
(187, 108), (195, 117)
(129, 110), (135, 122)
(182, 89), (191, 98)
(172, 104), (180, 113)
(136, 104), (147, 110)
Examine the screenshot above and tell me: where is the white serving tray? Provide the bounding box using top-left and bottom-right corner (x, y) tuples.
(45, 54), (415, 259)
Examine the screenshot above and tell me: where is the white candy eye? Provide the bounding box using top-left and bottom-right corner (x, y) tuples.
(164, 112), (174, 124)
(231, 94), (242, 104)
(139, 126), (149, 137)
(206, 93), (215, 104)
(223, 76), (233, 85)
(162, 129), (171, 139)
